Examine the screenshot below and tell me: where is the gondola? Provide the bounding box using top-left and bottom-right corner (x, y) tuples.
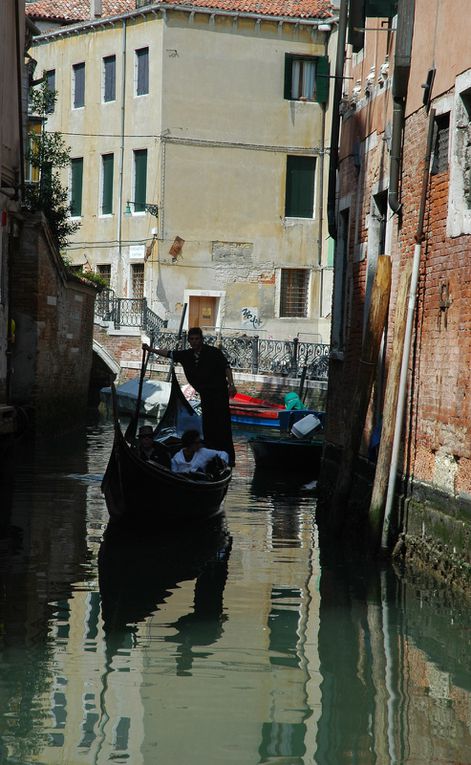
(101, 368), (232, 529)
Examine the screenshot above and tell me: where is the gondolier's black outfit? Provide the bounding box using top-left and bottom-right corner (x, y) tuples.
(171, 344), (235, 466)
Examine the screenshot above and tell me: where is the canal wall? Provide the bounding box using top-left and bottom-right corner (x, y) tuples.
(317, 444), (471, 596)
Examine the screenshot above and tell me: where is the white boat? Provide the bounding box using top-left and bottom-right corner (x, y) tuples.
(100, 377), (172, 418)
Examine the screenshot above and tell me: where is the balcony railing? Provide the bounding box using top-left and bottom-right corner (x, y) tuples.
(95, 288), (167, 334)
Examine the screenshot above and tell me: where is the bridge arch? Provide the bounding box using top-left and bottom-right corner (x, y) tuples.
(92, 340), (120, 377)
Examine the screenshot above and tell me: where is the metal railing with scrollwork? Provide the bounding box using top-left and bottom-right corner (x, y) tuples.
(95, 294), (329, 381)
(95, 289), (167, 333)
(147, 330), (330, 382)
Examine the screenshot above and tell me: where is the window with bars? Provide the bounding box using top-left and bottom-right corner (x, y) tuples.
(73, 62), (85, 108)
(103, 55), (116, 102)
(101, 153), (114, 215)
(96, 264), (111, 285)
(133, 149), (147, 212)
(285, 155), (316, 218)
(431, 113), (450, 175)
(131, 264), (144, 298)
(70, 158), (83, 217)
(135, 47), (149, 96)
(279, 269), (310, 318)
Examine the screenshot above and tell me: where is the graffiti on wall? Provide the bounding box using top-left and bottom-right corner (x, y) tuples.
(241, 307), (263, 330)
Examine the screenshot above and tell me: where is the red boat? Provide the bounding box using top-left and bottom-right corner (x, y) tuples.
(229, 393), (284, 428)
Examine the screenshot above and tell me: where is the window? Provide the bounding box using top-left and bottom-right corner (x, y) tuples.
(133, 149), (147, 212)
(431, 113), (450, 175)
(280, 269), (310, 318)
(285, 156), (316, 218)
(284, 55), (329, 103)
(135, 47), (149, 96)
(103, 55), (116, 102)
(70, 158), (83, 217)
(73, 62), (85, 108)
(131, 264), (144, 298)
(101, 153), (114, 215)
(45, 69), (55, 113)
(96, 264), (111, 286)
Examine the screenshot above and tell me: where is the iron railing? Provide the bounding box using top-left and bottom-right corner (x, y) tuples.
(149, 330), (330, 382)
(95, 288), (167, 332)
(95, 292), (329, 381)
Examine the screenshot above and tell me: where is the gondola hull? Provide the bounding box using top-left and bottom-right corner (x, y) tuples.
(101, 371), (232, 528)
(249, 433), (323, 473)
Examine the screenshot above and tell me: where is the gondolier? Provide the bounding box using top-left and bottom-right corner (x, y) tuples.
(143, 327), (236, 465)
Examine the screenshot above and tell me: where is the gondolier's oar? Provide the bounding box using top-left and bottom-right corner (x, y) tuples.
(125, 344), (149, 444)
(166, 302), (187, 382)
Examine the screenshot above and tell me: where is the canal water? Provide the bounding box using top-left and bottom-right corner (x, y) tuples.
(1, 421), (471, 765)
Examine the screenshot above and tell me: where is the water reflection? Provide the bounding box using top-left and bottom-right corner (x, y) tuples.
(99, 518), (231, 669)
(0, 425), (471, 764)
(315, 561), (471, 765)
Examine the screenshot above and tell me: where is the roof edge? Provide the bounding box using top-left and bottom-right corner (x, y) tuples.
(32, 2), (337, 43)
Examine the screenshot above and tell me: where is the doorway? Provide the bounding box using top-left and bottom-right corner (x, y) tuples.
(188, 295), (217, 330)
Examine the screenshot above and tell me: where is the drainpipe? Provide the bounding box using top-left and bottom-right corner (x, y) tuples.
(327, 0), (348, 240)
(116, 18), (127, 294)
(14, 0), (25, 198)
(388, 0), (415, 214)
(381, 108), (435, 551)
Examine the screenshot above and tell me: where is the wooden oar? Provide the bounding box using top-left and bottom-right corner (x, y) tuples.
(124, 344), (149, 443)
(166, 301), (187, 382)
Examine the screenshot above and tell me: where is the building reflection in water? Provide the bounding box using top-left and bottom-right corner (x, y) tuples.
(315, 559), (471, 764)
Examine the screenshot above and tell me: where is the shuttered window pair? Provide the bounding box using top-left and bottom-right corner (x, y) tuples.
(73, 62), (85, 108)
(133, 150), (147, 212)
(103, 55), (116, 102)
(136, 48), (149, 96)
(285, 156), (316, 218)
(102, 154), (114, 215)
(70, 158), (83, 217)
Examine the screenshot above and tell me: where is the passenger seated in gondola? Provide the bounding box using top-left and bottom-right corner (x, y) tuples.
(171, 429), (229, 478)
(137, 425), (171, 468)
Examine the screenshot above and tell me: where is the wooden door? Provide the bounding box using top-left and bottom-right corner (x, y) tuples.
(188, 296), (217, 330)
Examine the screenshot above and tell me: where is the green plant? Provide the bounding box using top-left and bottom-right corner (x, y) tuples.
(25, 79), (80, 248)
(76, 270), (108, 290)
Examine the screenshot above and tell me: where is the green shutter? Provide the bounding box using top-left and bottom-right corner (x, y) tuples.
(134, 150), (147, 212)
(285, 156), (316, 218)
(70, 158), (83, 217)
(102, 154), (114, 214)
(284, 54), (293, 99)
(315, 56), (329, 103)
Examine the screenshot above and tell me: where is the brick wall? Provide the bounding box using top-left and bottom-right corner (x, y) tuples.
(400, 110), (471, 496)
(10, 213), (97, 429)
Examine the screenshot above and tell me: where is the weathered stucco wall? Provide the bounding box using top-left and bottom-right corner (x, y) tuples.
(32, 9), (333, 343)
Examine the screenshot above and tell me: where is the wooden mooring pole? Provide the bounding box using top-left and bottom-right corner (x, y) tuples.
(331, 255), (392, 535)
(368, 259), (412, 549)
